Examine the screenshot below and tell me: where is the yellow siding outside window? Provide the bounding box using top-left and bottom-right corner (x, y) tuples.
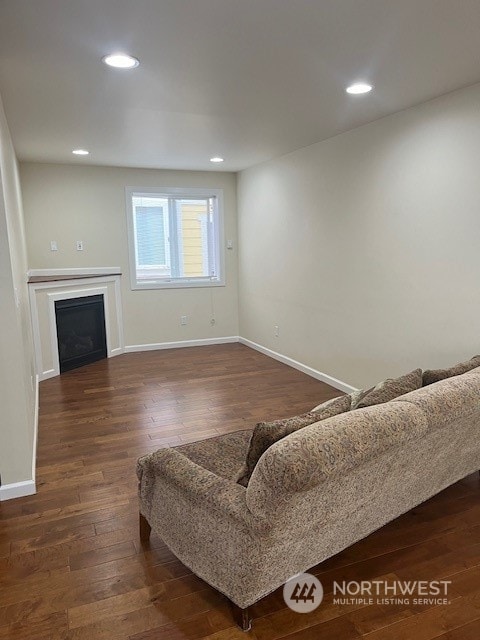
(180, 203), (207, 277)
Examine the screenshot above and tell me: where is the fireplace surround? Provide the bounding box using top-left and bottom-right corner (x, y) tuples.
(28, 270), (124, 380)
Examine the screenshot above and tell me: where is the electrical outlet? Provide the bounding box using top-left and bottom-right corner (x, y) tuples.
(210, 318), (216, 326)
(180, 315), (187, 325)
(274, 325), (280, 337)
(50, 240), (58, 251)
(76, 240), (84, 251)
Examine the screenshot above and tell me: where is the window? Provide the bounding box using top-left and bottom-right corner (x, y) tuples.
(126, 187), (224, 289)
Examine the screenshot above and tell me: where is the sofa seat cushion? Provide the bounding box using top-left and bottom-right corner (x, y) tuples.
(174, 430), (252, 481)
(237, 395), (351, 487)
(423, 355), (480, 386)
(353, 368), (423, 409)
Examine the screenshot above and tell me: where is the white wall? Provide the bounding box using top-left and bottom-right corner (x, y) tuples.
(0, 93), (36, 489)
(238, 83), (480, 389)
(20, 163), (239, 347)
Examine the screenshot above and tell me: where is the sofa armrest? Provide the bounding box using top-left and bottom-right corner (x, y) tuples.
(137, 447), (274, 608)
(137, 447), (267, 531)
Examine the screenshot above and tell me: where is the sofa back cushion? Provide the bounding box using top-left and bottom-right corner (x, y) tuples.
(392, 369), (480, 430)
(248, 400), (428, 497)
(237, 395), (351, 487)
(422, 355), (480, 386)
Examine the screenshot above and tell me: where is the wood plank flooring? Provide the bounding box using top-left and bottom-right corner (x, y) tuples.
(0, 344), (479, 639)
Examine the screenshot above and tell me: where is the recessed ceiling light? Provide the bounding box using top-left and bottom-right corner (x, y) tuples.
(72, 149), (89, 155)
(102, 53), (139, 69)
(346, 82), (373, 95)
(210, 157), (224, 163)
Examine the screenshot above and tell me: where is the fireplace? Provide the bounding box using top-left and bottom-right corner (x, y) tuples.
(55, 294), (107, 373)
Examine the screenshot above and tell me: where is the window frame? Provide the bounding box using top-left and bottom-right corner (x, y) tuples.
(126, 186), (225, 290)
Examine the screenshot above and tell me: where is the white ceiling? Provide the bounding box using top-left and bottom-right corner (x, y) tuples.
(1, 0), (480, 172)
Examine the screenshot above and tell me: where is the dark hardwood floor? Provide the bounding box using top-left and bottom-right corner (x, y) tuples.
(0, 344), (479, 639)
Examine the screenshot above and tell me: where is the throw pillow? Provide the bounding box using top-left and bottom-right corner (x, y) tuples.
(236, 412), (317, 487)
(349, 386), (375, 410)
(311, 394), (352, 414)
(237, 395), (350, 487)
(355, 368), (423, 409)
(423, 355), (480, 386)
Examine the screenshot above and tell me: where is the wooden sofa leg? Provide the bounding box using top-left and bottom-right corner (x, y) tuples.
(139, 513), (151, 543)
(230, 602), (252, 632)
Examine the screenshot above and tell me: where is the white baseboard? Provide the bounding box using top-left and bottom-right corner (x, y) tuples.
(125, 335), (357, 392)
(39, 368), (56, 381)
(0, 376), (39, 502)
(124, 336), (239, 353)
(0, 480), (36, 501)
(239, 337), (358, 393)
(40, 347), (123, 381)
(39, 336), (355, 395)
(38, 336), (356, 392)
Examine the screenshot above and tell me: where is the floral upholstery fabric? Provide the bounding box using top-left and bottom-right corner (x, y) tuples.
(176, 430), (252, 480)
(311, 394), (352, 414)
(423, 355), (480, 386)
(353, 368), (423, 409)
(248, 400), (428, 496)
(392, 371), (480, 430)
(236, 413), (320, 487)
(137, 369), (480, 610)
(237, 395), (350, 487)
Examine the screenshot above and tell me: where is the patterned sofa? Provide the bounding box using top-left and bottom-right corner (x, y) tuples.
(137, 365), (480, 630)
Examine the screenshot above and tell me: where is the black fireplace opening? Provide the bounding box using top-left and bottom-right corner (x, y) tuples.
(55, 295), (107, 373)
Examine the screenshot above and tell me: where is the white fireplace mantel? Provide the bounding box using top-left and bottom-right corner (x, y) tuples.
(28, 269), (124, 380)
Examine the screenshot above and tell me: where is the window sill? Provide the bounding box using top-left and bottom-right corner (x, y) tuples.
(131, 279), (225, 291)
